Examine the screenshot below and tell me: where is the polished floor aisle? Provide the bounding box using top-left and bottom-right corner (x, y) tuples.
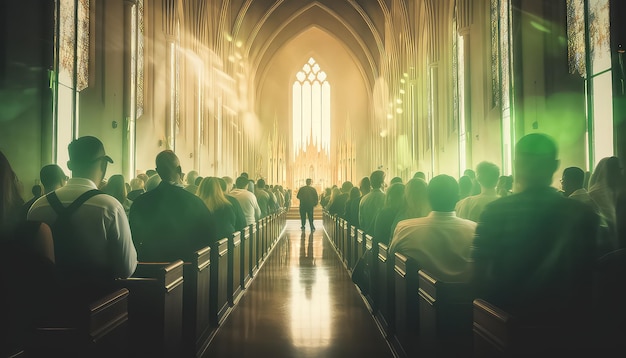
(203, 220), (395, 358)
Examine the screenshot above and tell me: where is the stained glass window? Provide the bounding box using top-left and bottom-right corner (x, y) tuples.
(292, 58), (331, 156)
(566, 0), (586, 76)
(490, 0), (500, 107)
(137, 0), (144, 118)
(58, 0), (76, 87)
(589, 0), (611, 74)
(76, 0), (89, 90)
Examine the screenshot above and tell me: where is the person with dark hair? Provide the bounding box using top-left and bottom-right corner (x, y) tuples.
(344, 187), (362, 227)
(389, 177), (403, 185)
(561, 167), (595, 206)
(390, 175), (475, 282)
(472, 133), (599, 355)
(458, 175), (473, 200)
(29, 136), (137, 281)
(255, 178), (271, 218)
(297, 178), (318, 231)
(391, 178), (430, 235)
(359, 170), (386, 234)
(129, 150), (216, 262)
(146, 169), (157, 178)
(455, 161), (500, 222)
(464, 168), (481, 195)
(496, 175), (513, 197)
(229, 176), (261, 225)
(328, 181), (353, 217)
(373, 182), (405, 245)
(413, 171), (426, 181)
(22, 164), (68, 220)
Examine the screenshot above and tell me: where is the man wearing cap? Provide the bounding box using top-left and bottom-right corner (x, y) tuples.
(28, 136), (137, 280)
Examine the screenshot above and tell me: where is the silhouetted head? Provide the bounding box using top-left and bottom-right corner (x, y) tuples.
(186, 170), (198, 186)
(257, 178), (266, 189)
(561, 167), (585, 196)
(370, 170), (385, 190)
(476, 161), (500, 190)
(104, 174), (127, 204)
(130, 178), (144, 191)
(514, 133), (559, 191)
(464, 169), (476, 180)
(413, 171), (426, 181)
(195, 176), (203, 186)
(155, 150), (182, 183)
(458, 176), (473, 199)
(217, 177), (227, 192)
(236, 176), (249, 189)
(31, 185), (42, 198)
(67, 136), (113, 186)
(428, 175), (459, 212)
(241, 172), (249, 179)
(359, 177), (371, 194)
(306, 178), (312, 186)
(341, 181), (353, 193)
(40, 164), (67, 193)
(146, 169), (157, 177)
(390, 177), (403, 185)
(384, 183), (405, 209)
(349, 187), (361, 200)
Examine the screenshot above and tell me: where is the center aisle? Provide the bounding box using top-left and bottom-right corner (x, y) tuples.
(203, 219), (395, 358)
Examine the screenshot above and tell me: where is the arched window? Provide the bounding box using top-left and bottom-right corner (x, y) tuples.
(292, 58), (331, 156)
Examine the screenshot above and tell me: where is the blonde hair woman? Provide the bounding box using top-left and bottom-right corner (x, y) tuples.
(196, 177), (236, 241)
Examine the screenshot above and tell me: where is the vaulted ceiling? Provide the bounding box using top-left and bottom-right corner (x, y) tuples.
(226, 0), (392, 93)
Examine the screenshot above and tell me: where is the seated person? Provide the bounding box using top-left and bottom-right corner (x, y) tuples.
(390, 175), (476, 282)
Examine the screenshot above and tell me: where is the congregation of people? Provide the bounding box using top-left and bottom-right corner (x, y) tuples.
(2, 132), (625, 356)
(0, 136), (290, 356)
(319, 133), (626, 355)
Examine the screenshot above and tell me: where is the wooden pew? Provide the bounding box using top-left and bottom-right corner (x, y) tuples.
(228, 232), (243, 306)
(418, 269), (473, 357)
(241, 226), (251, 288)
(342, 219), (350, 267)
(356, 229), (365, 265)
(364, 233), (377, 311)
(348, 225), (358, 271)
(473, 298), (515, 358)
(374, 242), (394, 337)
(29, 288), (130, 358)
(255, 219), (263, 270)
(249, 223), (258, 277)
(210, 238), (230, 327)
(117, 260), (184, 357)
(473, 297), (596, 357)
(392, 253), (420, 357)
(181, 246), (213, 357)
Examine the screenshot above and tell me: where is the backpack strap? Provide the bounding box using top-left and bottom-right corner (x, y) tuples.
(47, 189), (103, 216)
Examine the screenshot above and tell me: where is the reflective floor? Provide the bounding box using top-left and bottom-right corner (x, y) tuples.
(204, 220), (394, 358)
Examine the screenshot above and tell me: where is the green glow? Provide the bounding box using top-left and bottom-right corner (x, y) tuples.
(530, 21), (550, 34)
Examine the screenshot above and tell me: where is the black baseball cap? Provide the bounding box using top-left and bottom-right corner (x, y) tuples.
(68, 136), (114, 167)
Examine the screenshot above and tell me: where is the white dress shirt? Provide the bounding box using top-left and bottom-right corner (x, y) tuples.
(230, 188), (262, 225)
(28, 177), (137, 278)
(390, 211), (476, 282)
(455, 189), (499, 222)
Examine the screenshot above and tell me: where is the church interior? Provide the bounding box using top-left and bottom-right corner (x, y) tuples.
(1, 0), (626, 357)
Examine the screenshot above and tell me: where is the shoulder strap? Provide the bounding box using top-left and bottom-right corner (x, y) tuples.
(47, 189), (103, 216)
